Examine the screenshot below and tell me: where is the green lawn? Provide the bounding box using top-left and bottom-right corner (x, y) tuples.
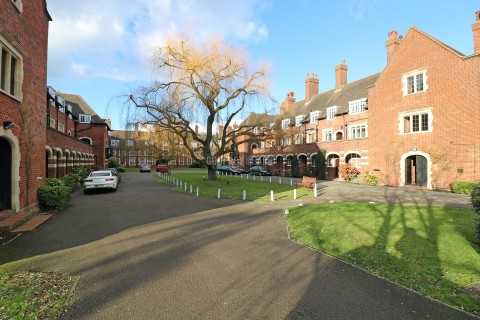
(159, 172), (315, 201)
(286, 202), (480, 314)
(0, 272), (77, 320)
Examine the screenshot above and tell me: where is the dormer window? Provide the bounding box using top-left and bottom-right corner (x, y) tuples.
(326, 107), (336, 120)
(295, 115), (304, 127)
(349, 98), (367, 115)
(310, 111), (319, 123)
(281, 119), (291, 130)
(79, 114), (92, 123)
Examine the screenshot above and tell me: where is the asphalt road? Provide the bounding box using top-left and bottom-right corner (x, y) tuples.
(0, 172), (476, 319)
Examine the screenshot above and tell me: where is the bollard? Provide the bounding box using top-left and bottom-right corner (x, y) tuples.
(294, 188), (297, 200)
(184, 183), (187, 191)
(218, 188), (221, 199)
(270, 190), (274, 202)
(254, 175), (256, 181)
(243, 190), (246, 201)
(240, 174), (242, 179)
(261, 176), (263, 182)
(290, 178), (293, 186)
(196, 187), (199, 197)
(180, 181), (183, 189)
(314, 183), (318, 198)
(190, 185), (192, 193)
(279, 177), (282, 185)
(269, 176), (272, 183)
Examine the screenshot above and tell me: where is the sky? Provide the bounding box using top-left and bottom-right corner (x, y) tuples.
(46, 0), (479, 130)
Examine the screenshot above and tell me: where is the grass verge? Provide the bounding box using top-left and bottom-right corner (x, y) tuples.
(0, 271), (77, 319)
(160, 172), (315, 201)
(286, 202), (480, 315)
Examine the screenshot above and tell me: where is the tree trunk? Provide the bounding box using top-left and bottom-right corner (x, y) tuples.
(207, 165), (217, 180)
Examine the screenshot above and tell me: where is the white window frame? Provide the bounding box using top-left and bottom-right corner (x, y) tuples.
(310, 111), (319, 123)
(179, 158), (185, 166)
(349, 98), (367, 115)
(187, 158), (193, 165)
(326, 106), (336, 120)
(295, 133), (303, 144)
(168, 159), (177, 166)
(129, 157), (136, 166)
(112, 150), (116, 156)
(281, 119), (290, 130)
(349, 123), (368, 139)
(0, 33), (24, 100)
(79, 114), (92, 124)
(402, 68), (427, 96)
(110, 140), (120, 147)
(282, 136), (290, 147)
(399, 108), (432, 134)
(307, 131), (316, 143)
(126, 140), (134, 147)
(11, 0), (23, 13)
(295, 115), (304, 127)
(49, 118), (56, 128)
(322, 129), (333, 142)
(58, 122), (65, 133)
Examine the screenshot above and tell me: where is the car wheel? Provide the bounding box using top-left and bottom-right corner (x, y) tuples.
(83, 189), (88, 195)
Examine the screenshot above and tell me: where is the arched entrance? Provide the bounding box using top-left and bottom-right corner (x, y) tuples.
(405, 155), (428, 187)
(326, 154), (340, 179)
(0, 138), (12, 211)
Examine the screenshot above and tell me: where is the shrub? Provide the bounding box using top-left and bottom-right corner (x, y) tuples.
(62, 173), (81, 190)
(72, 167), (92, 179)
(451, 181), (480, 195)
(37, 186), (71, 210)
(339, 163), (360, 181)
(189, 161), (206, 168)
(315, 150), (326, 180)
(45, 178), (65, 187)
(470, 185), (480, 242)
(116, 166), (126, 172)
(107, 157), (118, 168)
(291, 155), (300, 178)
(362, 171), (379, 186)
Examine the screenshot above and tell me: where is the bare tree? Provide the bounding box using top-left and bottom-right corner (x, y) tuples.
(128, 34), (271, 180)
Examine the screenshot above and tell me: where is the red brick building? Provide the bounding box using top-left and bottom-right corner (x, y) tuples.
(239, 11), (480, 190)
(0, 0), (51, 212)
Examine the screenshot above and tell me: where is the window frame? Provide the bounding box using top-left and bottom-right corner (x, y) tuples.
(79, 114), (92, 124)
(295, 115), (304, 127)
(402, 69), (427, 96)
(322, 129), (333, 142)
(110, 140), (120, 147)
(310, 111), (319, 124)
(281, 119), (291, 130)
(349, 123), (368, 139)
(0, 33), (23, 100)
(326, 106), (337, 120)
(348, 98), (367, 115)
(399, 108), (432, 135)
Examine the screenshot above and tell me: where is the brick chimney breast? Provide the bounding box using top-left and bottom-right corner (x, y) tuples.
(473, 10), (480, 54)
(335, 60), (348, 91)
(386, 30), (402, 64)
(305, 72), (319, 104)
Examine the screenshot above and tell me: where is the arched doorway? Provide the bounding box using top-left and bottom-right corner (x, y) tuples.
(0, 138), (12, 211)
(405, 155), (427, 187)
(326, 154), (340, 179)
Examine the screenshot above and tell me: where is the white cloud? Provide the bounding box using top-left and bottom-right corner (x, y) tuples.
(47, 0), (270, 82)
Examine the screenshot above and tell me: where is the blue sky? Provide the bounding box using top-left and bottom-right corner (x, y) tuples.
(46, 0), (479, 130)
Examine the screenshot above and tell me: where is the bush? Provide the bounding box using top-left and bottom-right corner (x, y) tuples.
(362, 171), (379, 186)
(72, 167), (92, 180)
(470, 185), (480, 242)
(37, 186), (71, 210)
(339, 163), (360, 181)
(116, 166), (125, 172)
(45, 178), (65, 187)
(189, 161), (206, 168)
(62, 173), (81, 190)
(451, 181), (480, 195)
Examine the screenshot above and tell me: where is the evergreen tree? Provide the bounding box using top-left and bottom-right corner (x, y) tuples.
(316, 149), (326, 179)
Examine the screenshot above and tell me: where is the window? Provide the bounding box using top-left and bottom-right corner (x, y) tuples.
(110, 140), (119, 147)
(281, 119), (291, 130)
(251, 143), (258, 149)
(11, 0), (23, 12)
(126, 140), (134, 147)
(191, 142), (198, 148)
(322, 129), (333, 142)
(295, 134), (303, 144)
(112, 150), (116, 156)
(120, 150), (126, 156)
(0, 35), (23, 99)
(282, 136), (290, 146)
(403, 69), (427, 95)
(139, 157), (145, 165)
(271, 140), (276, 147)
(287, 157), (292, 166)
(260, 141), (265, 148)
(168, 159), (177, 166)
(179, 158), (184, 166)
(58, 122), (65, 133)
(346, 153), (361, 168)
(307, 131), (316, 143)
(350, 124), (367, 139)
(252, 127), (258, 134)
(326, 107), (336, 120)
(187, 158), (193, 165)
(295, 115), (304, 127)
(400, 109), (432, 134)
(129, 157), (136, 166)
(310, 111), (319, 123)
(49, 118), (56, 128)
(349, 98), (367, 115)
(79, 114), (92, 124)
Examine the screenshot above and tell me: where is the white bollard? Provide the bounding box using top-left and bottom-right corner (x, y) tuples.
(290, 178), (293, 186)
(270, 190), (274, 202)
(314, 183), (318, 198)
(269, 176), (272, 183)
(243, 190), (246, 201)
(180, 181), (183, 188)
(254, 175), (256, 181)
(190, 185), (192, 193)
(261, 176), (263, 182)
(294, 188), (297, 200)
(196, 187), (199, 197)
(184, 183), (187, 191)
(247, 174), (249, 180)
(279, 177), (282, 185)
(240, 174), (242, 179)
(218, 188), (221, 199)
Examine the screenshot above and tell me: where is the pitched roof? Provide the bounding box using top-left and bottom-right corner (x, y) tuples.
(57, 93), (107, 125)
(282, 73), (380, 119)
(240, 112), (278, 127)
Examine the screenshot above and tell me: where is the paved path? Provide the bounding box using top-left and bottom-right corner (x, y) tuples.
(0, 173), (475, 319)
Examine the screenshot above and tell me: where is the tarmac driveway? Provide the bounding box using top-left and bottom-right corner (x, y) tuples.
(0, 173), (476, 319)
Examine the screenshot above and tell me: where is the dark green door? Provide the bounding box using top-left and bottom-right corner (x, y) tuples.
(0, 138), (12, 211)
(405, 155), (427, 187)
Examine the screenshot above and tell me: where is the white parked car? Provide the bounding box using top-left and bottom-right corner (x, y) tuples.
(84, 170), (119, 194)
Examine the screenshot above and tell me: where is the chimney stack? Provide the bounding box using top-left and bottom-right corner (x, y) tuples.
(473, 11), (480, 54)
(134, 123), (139, 138)
(195, 124), (199, 134)
(305, 73), (319, 104)
(335, 60), (348, 91)
(280, 92), (296, 115)
(106, 119), (111, 128)
(386, 30), (402, 63)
